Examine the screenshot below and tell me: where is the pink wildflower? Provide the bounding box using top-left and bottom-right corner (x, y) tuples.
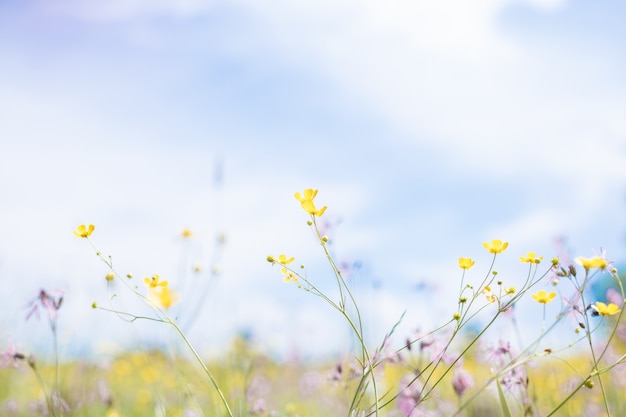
(397, 376), (422, 416)
(0, 340), (25, 368)
(25, 289), (64, 325)
(452, 367), (475, 397)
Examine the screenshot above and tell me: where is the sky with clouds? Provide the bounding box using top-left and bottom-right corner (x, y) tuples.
(1, 0), (625, 360)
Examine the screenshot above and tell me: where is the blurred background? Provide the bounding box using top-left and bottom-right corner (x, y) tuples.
(0, 0), (624, 361)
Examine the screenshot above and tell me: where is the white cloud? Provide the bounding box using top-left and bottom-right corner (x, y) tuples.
(2, 0), (625, 359)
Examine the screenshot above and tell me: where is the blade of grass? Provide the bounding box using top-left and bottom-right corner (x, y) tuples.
(496, 378), (512, 417)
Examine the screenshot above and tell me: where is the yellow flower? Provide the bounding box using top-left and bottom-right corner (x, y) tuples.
(153, 287), (178, 308)
(520, 252), (543, 264)
(144, 274), (168, 288)
(277, 254), (295, 265)
(531, 290), (556, 304)
(105, 272), (115, 282)
(281, 267), (298, 283)
(151, 286), (178, 309)
(73, 224), (95, 238)
(181, 229), (192, 238)
(483, 240), (508, 254)
(458, 257), (475, 269)
(592, 302), (621, 316)
(483, 286), (498, 303)
(294, 188), (327, 216)
(575, 256), (608, 270)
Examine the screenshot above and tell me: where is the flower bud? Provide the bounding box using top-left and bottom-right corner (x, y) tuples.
(568, 265), (577, 277)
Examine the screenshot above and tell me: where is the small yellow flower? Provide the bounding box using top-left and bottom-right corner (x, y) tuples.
(483, 286), (498, 303)
(458, 257), (475, 269)
(575, 256), (608, 270)
(105, 272), (115, 282)
(150, 286), (178, 309)
(181, 229), (192, 238)
(591, 302), (621, 316)
(483, 240), (508, 254)
(73, 224), (95, 238)
(520, 252), (543, 264)
(144, 274), (168, 288)
(277, 254), (295, 265)
(294, 188), (327, 217)
(531, 290), (556, 304)
(281, 267), (298, 283)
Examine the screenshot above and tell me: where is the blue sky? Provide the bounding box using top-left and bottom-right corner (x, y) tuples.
(1, 0), (625, 360)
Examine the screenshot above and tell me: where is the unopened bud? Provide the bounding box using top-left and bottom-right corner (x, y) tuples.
(568, 265), (577, 277)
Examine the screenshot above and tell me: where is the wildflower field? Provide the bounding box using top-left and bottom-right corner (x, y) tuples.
(2, 189), (626, 417)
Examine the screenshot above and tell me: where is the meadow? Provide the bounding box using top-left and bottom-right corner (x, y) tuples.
(2, 189), (625, 417)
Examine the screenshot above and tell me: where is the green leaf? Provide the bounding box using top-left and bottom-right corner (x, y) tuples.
(496, 378), (513, 417)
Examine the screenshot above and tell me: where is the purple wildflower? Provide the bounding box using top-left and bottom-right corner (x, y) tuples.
(0, 340), (25, 368)
(397, 376), (422, 417)
(481, 339), (512, 369)
(25, 289), (64, 332)
(452, 367), (475, 397)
